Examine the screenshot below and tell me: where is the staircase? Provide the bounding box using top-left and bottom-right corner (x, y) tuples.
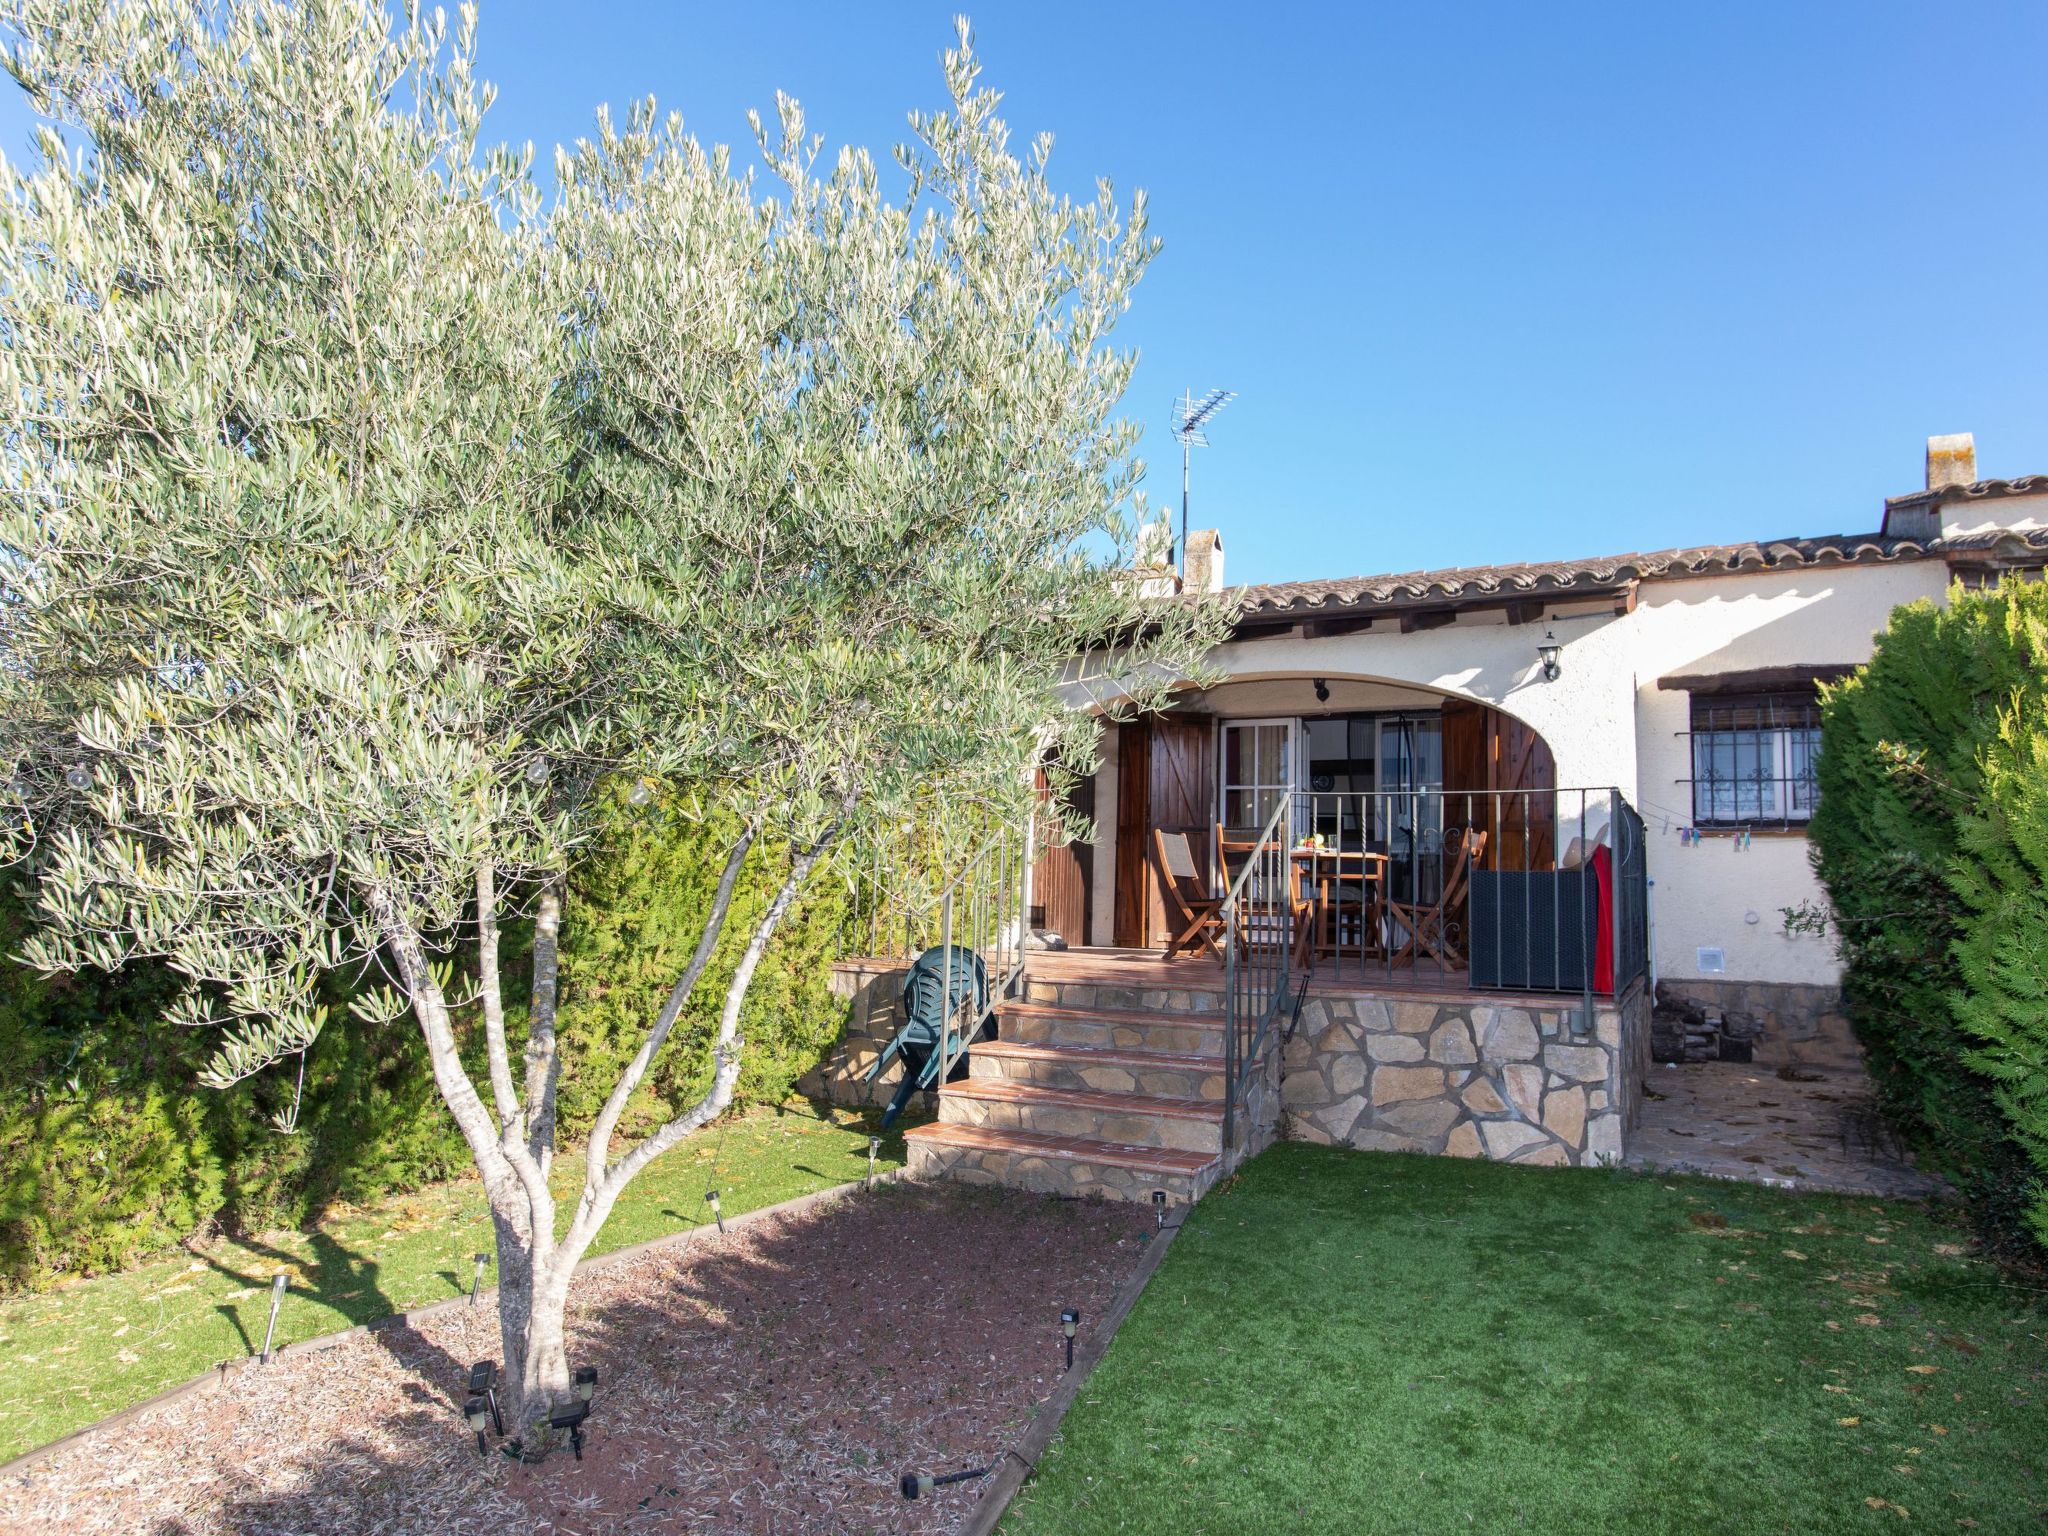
(903, 976), (1239, 1204)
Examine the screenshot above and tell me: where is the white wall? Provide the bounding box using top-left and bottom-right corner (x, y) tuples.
(1628, 562), (1945, 987)
(1088, 724), (1119, 947)
(1942, 491), (2048, 539)
(1208, 599), (1641, 792)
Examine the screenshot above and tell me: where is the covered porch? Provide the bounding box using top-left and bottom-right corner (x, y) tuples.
(1034, 674), (1648, 1007)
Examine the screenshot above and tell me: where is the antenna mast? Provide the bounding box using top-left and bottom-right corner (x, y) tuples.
(1171, 387), (1235, 585)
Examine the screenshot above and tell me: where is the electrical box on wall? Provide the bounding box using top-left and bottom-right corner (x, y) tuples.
(1696, 947), (1726, 974)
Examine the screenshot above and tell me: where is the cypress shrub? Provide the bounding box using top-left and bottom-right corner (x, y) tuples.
(1810, 581), (2048, 1260)
(1947, 593), (2048, 1249)
(554, 793), (855, 1138)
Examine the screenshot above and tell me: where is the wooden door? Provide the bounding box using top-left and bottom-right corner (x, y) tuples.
(1492, 711), (1556, 869)
(1111, 715), (1217, 948)
(1441, 699), (1487, 844)
(1031, 768), (1092, 944)
(1440, 699), (1557, 869)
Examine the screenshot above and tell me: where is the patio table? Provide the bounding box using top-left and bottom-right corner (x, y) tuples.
(1290, 847), (1389, 973)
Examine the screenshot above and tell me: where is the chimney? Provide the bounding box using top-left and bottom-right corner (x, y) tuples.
(1926, 432), (1977, 492)
(1132, 518), (1178, 597)
(1184, 529), (1225, 594)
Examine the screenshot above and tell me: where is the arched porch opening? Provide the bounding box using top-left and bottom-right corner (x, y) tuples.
(1062, 673), (1564, 953)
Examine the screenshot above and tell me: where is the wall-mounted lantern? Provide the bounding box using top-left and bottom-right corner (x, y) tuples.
(1536, 631), (1562, 683)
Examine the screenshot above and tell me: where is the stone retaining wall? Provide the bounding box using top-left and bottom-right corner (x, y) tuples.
(798, 959), (915, 1109)
(1281, 984), (1649, 1166)
(1655, 978), (1860, 1071)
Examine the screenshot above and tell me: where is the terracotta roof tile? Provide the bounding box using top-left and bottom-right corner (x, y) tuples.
(1882, 475), (2048, 512)
(1225, 528), (2048, 619)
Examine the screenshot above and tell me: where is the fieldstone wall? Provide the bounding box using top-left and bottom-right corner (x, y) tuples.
(799, 959), (916, 1109)
(1281, 984), (1649, 1166)
(1655, 978), (1860, 1071)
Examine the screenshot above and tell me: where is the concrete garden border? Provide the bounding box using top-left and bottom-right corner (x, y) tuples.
(0, 1169), (904, 1478)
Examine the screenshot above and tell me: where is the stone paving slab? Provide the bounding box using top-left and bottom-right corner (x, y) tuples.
(1625, 1062), (1948, 1198)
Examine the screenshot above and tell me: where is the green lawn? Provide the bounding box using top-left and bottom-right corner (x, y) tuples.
(1003, 1144), (2046, 1536)
(0, 1100), (910, 1463)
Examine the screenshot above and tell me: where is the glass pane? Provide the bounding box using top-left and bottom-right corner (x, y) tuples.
(1694, 731), (1778, 822)
(1787, 727), (1821, 817)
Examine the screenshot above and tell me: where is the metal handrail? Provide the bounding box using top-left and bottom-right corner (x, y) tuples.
(1219, 791), (1293, 1150)
(926, 813), (1036, 1106)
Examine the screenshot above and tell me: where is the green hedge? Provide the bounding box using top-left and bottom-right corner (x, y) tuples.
(1810, 580), (2048, 1260)
(555, 798), (854, 1139)
(0, 882), (474, 1289)
(0, 797), (858, 1292)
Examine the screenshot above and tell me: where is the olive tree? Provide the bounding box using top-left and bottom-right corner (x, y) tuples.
(0, 0), (1220, 1436)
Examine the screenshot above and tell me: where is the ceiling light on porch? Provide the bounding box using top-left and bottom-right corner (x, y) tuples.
(1313, 678), (1330, 704)
(1537, 631), (1563, 682)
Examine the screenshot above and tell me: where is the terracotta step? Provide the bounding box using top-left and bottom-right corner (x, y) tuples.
(939, 1078), (1224, 1154)
(998, 999), (1228, 1055)
(968, 1039), (1227, 1102)
(905, 1121), (1219, 1205)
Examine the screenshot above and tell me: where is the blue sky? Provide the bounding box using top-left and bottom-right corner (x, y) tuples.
(6, 2), (2043, 587)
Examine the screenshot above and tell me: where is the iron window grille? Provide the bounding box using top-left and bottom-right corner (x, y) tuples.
(1679, 690), (1822, 830)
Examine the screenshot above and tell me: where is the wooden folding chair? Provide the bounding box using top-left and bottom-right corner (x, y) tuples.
(1387, 827), (1488, 971)
(1214, 819), (1261, 890)
(1153, 828), (1226, 962)
(1217, 819), (1317, 971)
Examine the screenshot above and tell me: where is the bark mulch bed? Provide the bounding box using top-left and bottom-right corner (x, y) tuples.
(0, 1180), (1153, 1536)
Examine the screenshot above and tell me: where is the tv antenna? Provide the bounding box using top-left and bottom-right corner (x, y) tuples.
(1171, 387), (1235, 584)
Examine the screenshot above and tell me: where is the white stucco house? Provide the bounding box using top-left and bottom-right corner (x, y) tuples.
(853, 432), (2046, 1202)
(1039, 432), (2048, 1063)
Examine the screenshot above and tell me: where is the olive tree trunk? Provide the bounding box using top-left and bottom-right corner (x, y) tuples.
(372, 827), (827, 1435)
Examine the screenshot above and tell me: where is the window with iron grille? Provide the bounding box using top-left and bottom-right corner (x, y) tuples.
(1686, 691), (1822, 828)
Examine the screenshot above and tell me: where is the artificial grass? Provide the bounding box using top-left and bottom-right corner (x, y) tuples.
(0, 1100), (910, 1463)
(1002, 1144), (2046, 1536)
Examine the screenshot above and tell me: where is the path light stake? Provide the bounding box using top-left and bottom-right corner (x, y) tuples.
(463, 1396), (493, 1457)
(867, 1135), (880, 1189)
(468, 1361), (503, 1435)
(573, 1365), (598, 1402)
(258, 1273), (287, 1363)
(706, 1189), (724, 1236)
(901, 1461), (999, 1500)
(548, 1398), (590, 1461)
(469, 1252), (490, 1305)
(1060, 1306), (1080, 1372)
(1152, 1190), (1168, 1227)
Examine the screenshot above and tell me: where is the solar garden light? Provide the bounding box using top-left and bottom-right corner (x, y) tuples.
(705, 1189), (725, 1236)
(258, 1273), (288, 1363)
(469, 1252), (491, 1305)
(468, 1360), (503, 1435)
(574, 1366), (598, 1403)
(463, 1395), (494, 1457)
(867, 1135), (880, 1189)
(548, 1398), (591, 1461)
(1151, 1190), (1168, 1227)
(1060, 1306), (1080, 1372)
(900, 1461), (997, 1500)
